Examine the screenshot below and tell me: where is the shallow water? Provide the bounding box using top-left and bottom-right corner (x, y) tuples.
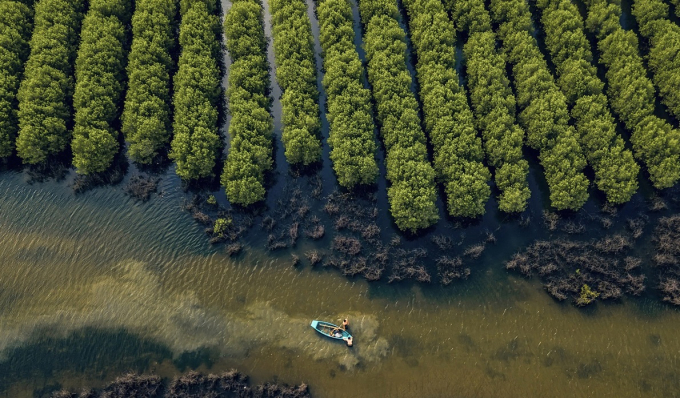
(0, 169), (679, 398)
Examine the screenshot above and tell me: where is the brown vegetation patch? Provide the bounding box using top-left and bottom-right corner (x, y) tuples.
(561, 221), (585, 234)
(305, 250), (322, 266)
(506, 235), (646, 305)
(653, 216), (680, 305)
(627, 217), (647, 240)
(267, 234), (288, 251)
(431, 234), (453, 250)
(226, 243), (243, 256)
(304, 223), (325, 240)
(325, 256), (369, 277)
(389, 248), (430, 283)
(361, 224), (380, 240)
(463, 243), (486, 259)
(289, 222), (299, 245)
(192, 211), (212, 225)
(53, 373), (161, 398)
(124, 175), (159, 201)
(650, 196), (668, 211)
(437, 256), (469, 285)
(542, 211), (560, 231)
(332, 236), (362, 256)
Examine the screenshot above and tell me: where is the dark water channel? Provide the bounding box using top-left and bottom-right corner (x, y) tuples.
(1, 0), (680, 397)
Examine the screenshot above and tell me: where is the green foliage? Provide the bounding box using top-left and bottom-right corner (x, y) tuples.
(221, 0), (273, 205)
(464, 32), (530, 213)
(358, 0), (439, 231)
(632, 0), (680, 123)
(270, 0), (321, 165)
(316, 0), (378, 188)
(207, 194), (217, 205)
(122, 0), (177, 164)
(71, 0), (131, 174)
(584, 0), (680, 189)
(403, 0), (491, 218)
(445, 0), (491, 34)
(179, 0), (216, 18)
(15, 0), (84, 163)
(357, 0), (399, 24)
(213, 217), (231, 236)
(447, 0), (530, 213)
(489, 0), (589, 211)
(170, 1), (222, 180)
(571, 95), (639, 203)
(576, 283), (599, 306)
(0, 1), (32, 158)
(673, 0), (680, 17)
(537, 0), (639, 204)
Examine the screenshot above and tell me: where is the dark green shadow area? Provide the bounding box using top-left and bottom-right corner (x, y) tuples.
(0, 328), (173, 396)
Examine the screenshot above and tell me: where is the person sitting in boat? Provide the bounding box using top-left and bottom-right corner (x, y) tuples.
(343, 336), (353, 347)
(333, 329), (343, 338)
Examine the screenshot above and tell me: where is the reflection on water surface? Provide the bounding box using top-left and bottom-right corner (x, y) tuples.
(0, 172), (679, 398)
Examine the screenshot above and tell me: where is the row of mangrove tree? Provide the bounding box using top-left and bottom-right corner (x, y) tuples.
(490, 0), (590, 211)
(448, 0), (531, 213)
(3, 0), (680, 233)
(632, 0), (680, 123)
(358, 0), (439, 231)
(169, 0), (222, 180)
(70, 0), (131, 174)
(0, 0), (33, 158)
(15, 0), (83, 164)
(584, 0), (680, 189)
(270, 0), (322, 166)
(221, 0), (274, 205)
(315, 0), (379, 188)
(535, 0), (640, 204)
(122, 0), (177, 164)
(403, 0), (492, 218)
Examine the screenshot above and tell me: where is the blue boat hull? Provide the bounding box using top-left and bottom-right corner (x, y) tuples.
(311, 320), (352, 340)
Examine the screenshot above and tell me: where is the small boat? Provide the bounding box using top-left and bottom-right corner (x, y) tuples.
(310, 320), (352, 341)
